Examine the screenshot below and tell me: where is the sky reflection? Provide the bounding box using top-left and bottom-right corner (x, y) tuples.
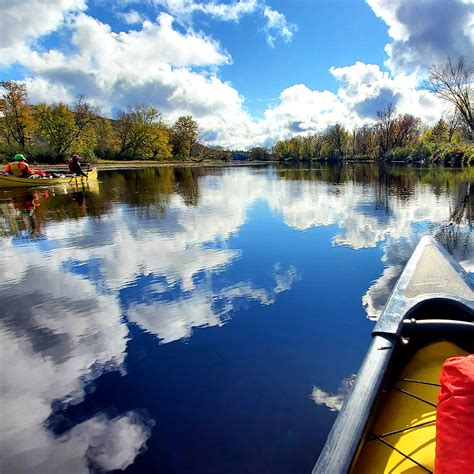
(0, 165), (472, 473)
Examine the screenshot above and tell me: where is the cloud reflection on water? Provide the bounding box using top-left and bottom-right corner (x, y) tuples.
(0, 246), (153, 472)
(311, 375), (356, 412)
(127, 263), (298, 343)
(0, 165), (472, 472)
(0, 170), (300, 472)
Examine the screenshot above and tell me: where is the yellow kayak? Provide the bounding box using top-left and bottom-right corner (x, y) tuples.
(351, 341), (467, 473)
(313, 236), (474, 473)
(0, 168), (98, 188)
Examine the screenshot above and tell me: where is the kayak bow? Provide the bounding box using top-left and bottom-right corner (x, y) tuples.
(313, 236), (473, 473)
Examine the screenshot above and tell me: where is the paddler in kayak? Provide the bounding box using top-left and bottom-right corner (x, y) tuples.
(3, 154), (46, 177)
(68, 153), (88, 177)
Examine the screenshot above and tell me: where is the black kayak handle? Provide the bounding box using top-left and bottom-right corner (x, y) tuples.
(402, 319), (474, 333)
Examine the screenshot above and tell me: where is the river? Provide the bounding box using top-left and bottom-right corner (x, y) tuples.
(0, 164), (472, 473)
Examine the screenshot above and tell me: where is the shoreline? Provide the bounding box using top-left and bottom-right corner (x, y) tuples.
(35, 160), (279, 171)
(26, 159), (472, 171)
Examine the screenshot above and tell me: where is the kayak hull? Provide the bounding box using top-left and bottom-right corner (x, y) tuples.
(312, 236), (473, 473)
(0, 168), (98, 188)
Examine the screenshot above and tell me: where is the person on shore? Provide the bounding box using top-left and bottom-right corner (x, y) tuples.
(3, 154), (46, 177)
(67, 153), (88, 177)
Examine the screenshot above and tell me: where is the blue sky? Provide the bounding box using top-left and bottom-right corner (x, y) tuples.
(207, 0), (391, 115)
(0, 0), (472, 148)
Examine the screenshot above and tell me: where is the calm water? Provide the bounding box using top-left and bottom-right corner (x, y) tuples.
(0, 164), (472, 473)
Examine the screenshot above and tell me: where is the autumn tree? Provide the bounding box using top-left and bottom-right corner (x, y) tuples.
(171, 115), (199, 159)
(322, 123), (350, 159)
(376, 103), (397, 154)
(0, 81), (36, 152)
(392, 114), (421, 148)
(35, 97), (100, 161)
(446, 112), (463, 142)
(425, 58), (473, 140)
(300, 134), (322, 160)
(192, 143), (232, 161)
(94, 117), (117, 159)
(273, 139), (294, 160)
(352, 125), (378, 158)
(248, 146), (270, 161)
(115, 105), (171, 160)
(74, 95), (100, 154)
(35, 103), (76, 159)
(149, 123), (172, 160)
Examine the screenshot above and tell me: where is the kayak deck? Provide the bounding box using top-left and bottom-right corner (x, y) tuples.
(351, 341), (467, 473)
(0, 168), (98, 188)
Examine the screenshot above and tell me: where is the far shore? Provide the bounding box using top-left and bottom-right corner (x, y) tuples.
(26, 158), (470, 171)
(34, 160), (280, 171)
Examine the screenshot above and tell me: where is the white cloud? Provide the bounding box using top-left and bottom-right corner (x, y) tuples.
(19, 12), (265, 148)
(366, 0), (474, 73)
(366, 0), (408, 41)
(118, 9), (147, 25)
(151, 0), (259, 22)
(263, 5), (297, 47)
(0, 0), (86, 66)
(331, 62), (445, 121)
(362, 263), (404, 319)
(80, 12), (229, 69)
(261, 84), (353, 139)
(121, 0), (296, 48)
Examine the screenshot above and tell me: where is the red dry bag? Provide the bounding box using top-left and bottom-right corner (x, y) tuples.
(435, 354), (474, 474)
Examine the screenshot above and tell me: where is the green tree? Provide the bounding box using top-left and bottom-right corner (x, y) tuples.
(171, 115), (199, 159)
(94, 117), (117, 159)
(0, 81), (36, 152)
(248, 146), (270, 161)
(302, 134), (322, 160)
(273, 134), (323, 161)
(115, 105), (171, 160)
(322, 123), (350, 159)
(273, 139), (294, 160)
(35, 103), (77, 159)
(430, 118), (449, 142)
(35, 97), (99, 161)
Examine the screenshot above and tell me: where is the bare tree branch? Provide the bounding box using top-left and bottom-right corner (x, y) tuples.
(424, 58), (473, 140)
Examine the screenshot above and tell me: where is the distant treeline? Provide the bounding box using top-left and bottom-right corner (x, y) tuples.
(268, 108), (473, 165)
(239, 58), (474, 165)
(1, 58), (472, 165)
(0, 81), (232, 164)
